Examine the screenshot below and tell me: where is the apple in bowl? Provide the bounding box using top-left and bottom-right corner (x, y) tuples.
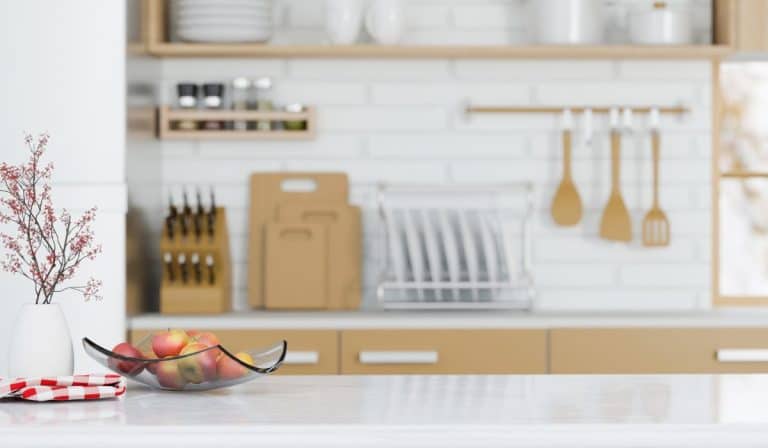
(108, 342), (145, 376)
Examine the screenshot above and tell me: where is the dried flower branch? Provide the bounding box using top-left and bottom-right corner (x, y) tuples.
(0, 134), (102, 304)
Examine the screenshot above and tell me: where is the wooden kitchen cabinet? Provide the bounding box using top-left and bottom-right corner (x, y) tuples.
(129, 329), (339, 375)
(550, 328), (768, 374)
(340, 330), (547, 374)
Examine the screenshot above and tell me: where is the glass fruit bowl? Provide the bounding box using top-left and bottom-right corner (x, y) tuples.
(82, 333), (286, 391)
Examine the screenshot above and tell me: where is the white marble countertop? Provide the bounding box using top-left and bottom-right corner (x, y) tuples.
(3, 374), (768, 447)
(130, 309), (768, 330)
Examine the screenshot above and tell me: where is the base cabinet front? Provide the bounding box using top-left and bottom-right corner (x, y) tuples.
(129, 329), (339, 375)
(340, 329), (547, 374)
(550, 328), (768, 374)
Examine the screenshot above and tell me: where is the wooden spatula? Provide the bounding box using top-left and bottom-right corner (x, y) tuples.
(599, 130), (632, 242)
(551, 111), (582, 226)
(642, 128), (670, 246)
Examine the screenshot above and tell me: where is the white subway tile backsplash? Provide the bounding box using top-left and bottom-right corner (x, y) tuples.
(617, 61), (712, 81)
(161, 59), (285, 80)
(368, 134), (531, 159)
(321, 106), (449, 131)
(288, 60), (453, 81)
(619, 264), (710, 287)
(454, 60), (615, 81)
(535, 264), (619, 287)
(283, 160), (448, 185)
(197, 135), (365, 159)
(535, 82), (701, 107)
(273, 81), (369, 105)
(371, 82), (530, 105)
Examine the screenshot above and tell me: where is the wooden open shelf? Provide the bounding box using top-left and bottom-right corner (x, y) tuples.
(146, 43), (732, 60)
(156, 106), (316, 141)
(142, 0), (734, 60)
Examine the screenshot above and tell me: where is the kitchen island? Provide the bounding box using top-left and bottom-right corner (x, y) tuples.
(1, 374), (767, 448)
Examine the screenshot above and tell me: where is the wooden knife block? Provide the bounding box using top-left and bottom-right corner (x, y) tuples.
(159, 207), (232, 314)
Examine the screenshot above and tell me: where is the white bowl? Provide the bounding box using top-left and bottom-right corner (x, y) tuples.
(176, 27), (272, 43)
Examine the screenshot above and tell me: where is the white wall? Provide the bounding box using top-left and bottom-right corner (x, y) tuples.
(0, 1), (126, 375)
(150, 0), (713, 312)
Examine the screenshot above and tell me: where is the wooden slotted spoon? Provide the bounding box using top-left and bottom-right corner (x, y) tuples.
(642, 129), (670, 246)
(599, 131), (632, 242)
(551, 118), (582, 226)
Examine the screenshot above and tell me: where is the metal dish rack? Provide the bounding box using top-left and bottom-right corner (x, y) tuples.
(376, 183), (535, 310)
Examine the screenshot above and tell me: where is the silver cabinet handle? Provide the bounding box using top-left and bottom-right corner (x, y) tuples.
(359, 350), (439, 365)
(283, 350), (320, 365)
(717, 349), (768, 362)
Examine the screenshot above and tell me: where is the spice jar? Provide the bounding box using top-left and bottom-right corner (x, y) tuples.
(175, 82), (198, 131)
(253, 77), (274, 131)
(231, 77), (250, 131)
(283, 103), (307, 131)
(202, 83), (225, 130)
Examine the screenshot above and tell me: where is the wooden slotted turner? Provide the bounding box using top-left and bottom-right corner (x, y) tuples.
(599, 124), (632, 242)
(551, 110), (582, 226)
(642, 125), (670, 246)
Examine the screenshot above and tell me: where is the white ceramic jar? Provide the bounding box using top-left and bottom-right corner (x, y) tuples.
(326, 0), (364, 45)
(365, 0), (404, 45)
(628, 1), (693, 45)
(8, 304), (74, 378)
(530, 0), (604, 45)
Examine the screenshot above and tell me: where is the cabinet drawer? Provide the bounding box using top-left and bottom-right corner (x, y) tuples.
(340, 330), (547, 374)
(129, 329), (339, 375)
(550, 328), (768, 374)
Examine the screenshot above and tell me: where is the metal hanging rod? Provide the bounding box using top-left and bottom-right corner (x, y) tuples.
(465, 105), (688, 115)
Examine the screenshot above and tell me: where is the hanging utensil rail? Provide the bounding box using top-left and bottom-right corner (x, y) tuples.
(464, 105), (688, 115)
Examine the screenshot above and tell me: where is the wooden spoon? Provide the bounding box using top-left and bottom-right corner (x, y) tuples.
(551, 128), (582, 226)
(599, 131), (632, 242)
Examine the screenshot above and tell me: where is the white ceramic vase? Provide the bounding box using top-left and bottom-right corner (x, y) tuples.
(8, 304), (74, 378)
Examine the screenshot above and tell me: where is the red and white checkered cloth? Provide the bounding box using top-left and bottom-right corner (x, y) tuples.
(0, 374), (126, 402)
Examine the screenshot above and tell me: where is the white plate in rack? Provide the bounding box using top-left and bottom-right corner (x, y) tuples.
(402, 209), (425, 300)
(383, 206), (407, 285)
(479, 214), (499, 285)
(457, 209), (479, 300)
(438, 209), (460, 300)
(420, 209), (443, 300)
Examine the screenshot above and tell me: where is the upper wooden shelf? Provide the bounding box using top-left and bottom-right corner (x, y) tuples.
(145, 43), (732, 60)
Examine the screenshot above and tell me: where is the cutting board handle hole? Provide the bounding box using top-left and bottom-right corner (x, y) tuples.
(281, 179), (317, 193)
(301, 211), (339, 223)
(280, 228), (313, 240)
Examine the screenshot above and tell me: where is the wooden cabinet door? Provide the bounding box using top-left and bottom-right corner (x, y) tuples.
(130, 329), (339, 375)
(340, 329), (547, 374)
(550, 328), (768, 373)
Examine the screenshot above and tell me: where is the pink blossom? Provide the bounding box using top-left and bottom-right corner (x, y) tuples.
(0, 134), (102, 304)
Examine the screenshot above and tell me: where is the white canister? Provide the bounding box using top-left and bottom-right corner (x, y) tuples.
(530, 0), (604, 45)
(326, 0), (364, 45)
(8, 304), (74, 378)
(628, 2), (693, 45)
(365, 0), (405, 45)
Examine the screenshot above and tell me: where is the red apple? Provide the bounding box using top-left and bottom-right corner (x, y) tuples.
(217, 352), (254, 380)
(186, 329), (202, 338)
(108, 342), (145, 376)
(192, 331), (220, 348)
(152, 329), (189, 358)
(142, 348), (160, 374)
(155, 359), (187, 389)
(177, 343), (218, 383)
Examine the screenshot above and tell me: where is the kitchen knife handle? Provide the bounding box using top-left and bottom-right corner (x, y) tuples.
(358, 350), (439, 365)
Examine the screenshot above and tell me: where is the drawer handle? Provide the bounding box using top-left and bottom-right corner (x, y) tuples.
(283, 351), (320, 365)
(359, 350), (439, 365)
(717, 349), (768, 363)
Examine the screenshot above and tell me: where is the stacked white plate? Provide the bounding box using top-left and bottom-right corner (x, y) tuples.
(172, 0), (274, 43)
